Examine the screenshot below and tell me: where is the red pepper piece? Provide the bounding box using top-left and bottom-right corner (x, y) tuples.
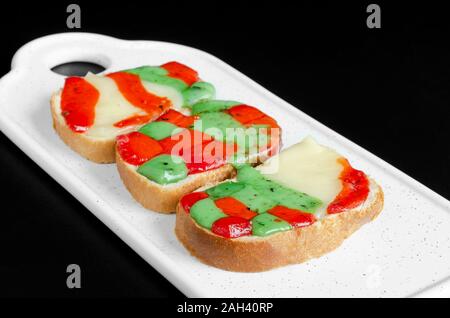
(327, 158), (369, 214)
(157, 109), (197, 128)
(214, 197), (258, 220)
(161, 61), (199, 86)
(251, 115), (280, 129)
(60, 77), (99, 133)
(268, 205), (316, 228)
(180, 192), (209, 214)
(116, 132), (163, 166)
(211, 216), (252, 238)
(185, 157), (225, 174)
(107, 72), (172, 118)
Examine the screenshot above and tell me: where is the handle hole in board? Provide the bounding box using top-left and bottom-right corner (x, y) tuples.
(51, 61), (106, 76)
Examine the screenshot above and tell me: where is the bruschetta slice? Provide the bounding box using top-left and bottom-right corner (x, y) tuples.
(51, 62), (215, 163)
(175, 137), (384, 272)
(115, 100), (281, 213)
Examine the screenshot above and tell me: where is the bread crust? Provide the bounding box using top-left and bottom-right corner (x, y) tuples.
(175, 181), (384, 272)
(50, 93), (116, 163)
(116, 150), (236, 213)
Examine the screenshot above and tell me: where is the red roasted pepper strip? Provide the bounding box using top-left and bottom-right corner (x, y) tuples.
(157, 109), (197, 128)
(60, 77), (99, 133)
(107, 72), (172, 119)
(327, 158), (370, 214)
(114, 114), (152, 128)
(116, 132), (163, 166)
(161, 61), (199, 86)
(227, 105), (266, 124)
(211, 216), (252, 238)
(214, 197), (258, 220)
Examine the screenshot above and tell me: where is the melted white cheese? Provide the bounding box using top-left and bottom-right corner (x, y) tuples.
(257, 136), (344, 215)
(57, 73), (184, 139)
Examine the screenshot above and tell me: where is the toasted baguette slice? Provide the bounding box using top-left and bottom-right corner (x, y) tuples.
(51, 62), (215, 163)
(115, 144), (279, 213)
(175, 178), (383, 272)
(115, 100), (282, 213)
(51, 92), (117, 163)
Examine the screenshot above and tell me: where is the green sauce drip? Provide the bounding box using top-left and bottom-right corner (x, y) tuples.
(252, 213), (292, 237)
(206, 181), (245, 199)
(137, 154), (187, 185)
(193, 113), (269, 153)
(138, 121), (183, 141)
(191, 100), (240, 115)
(194, 111), (259, 153)
(182, 82), (216, 106)
(229, 153), (250, 169)
(124, 66), (188, 92)
(236, 164), (265, 183)
(124, 66), (216, 106)
(190, 198), (227, 229)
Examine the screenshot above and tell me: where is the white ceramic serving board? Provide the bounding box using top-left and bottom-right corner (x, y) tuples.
(1, 33), (449, 298)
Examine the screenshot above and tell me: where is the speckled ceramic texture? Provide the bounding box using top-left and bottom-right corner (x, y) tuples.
(0, 33), (449, 298)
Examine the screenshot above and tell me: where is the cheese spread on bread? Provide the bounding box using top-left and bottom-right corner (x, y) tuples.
(257, 136), (343, 216)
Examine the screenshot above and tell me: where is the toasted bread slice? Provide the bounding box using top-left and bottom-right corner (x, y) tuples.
(115, 100), (281, 213)
(174, 137), (384, 272)
(175, 179), (383, 272)
(51, 62), (215, 163)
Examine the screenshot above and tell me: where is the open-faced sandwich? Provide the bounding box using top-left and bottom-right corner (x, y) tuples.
(51, 62), (215, 163)
(115, 100), (281, 213)
(175, 137), (384, 272)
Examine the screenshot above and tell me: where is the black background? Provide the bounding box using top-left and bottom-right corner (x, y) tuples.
(0, 1), (449, 298)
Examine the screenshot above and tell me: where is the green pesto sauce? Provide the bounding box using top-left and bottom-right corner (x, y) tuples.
(182, 82), (216, 106)
(228, 126), (270, 152)
(124, 66), (216, 106)
(138, 121), (183, 141)
(137, 154), (187, 185)
(190, 198), (227, 229)
(230, 184), (277, 213)
(190, 165), (322, 237)
(251, 213), (292, 237)
(191, 100), (240, 115)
